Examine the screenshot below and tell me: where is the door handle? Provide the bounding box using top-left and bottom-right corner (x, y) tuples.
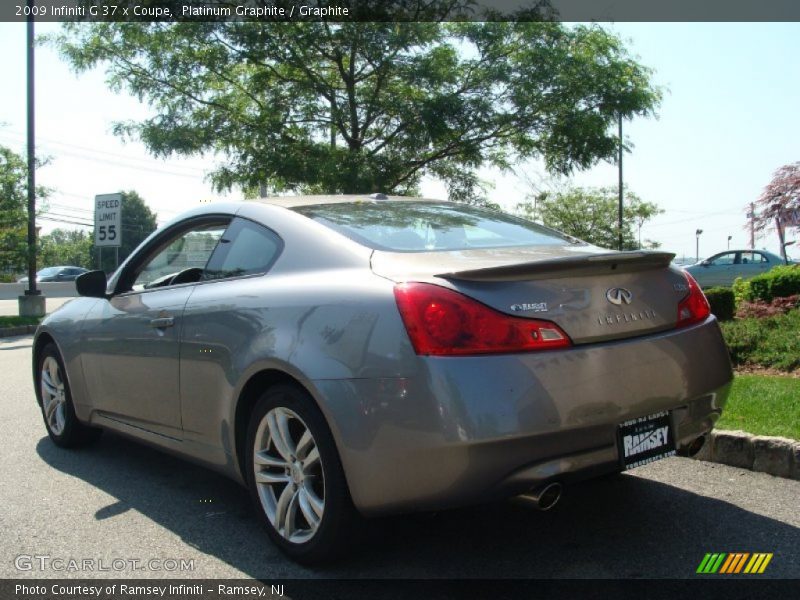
(149, 316), (174, 329)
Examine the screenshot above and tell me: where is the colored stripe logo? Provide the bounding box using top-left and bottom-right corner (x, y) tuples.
(697, 553), (773, 574)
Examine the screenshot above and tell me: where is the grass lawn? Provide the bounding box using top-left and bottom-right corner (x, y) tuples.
(717, 375), (800, 440)
(0, 315), (41, 328)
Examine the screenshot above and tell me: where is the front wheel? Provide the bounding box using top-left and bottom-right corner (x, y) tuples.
(37, 343), (102, 448)
(245, 384), (359, 564)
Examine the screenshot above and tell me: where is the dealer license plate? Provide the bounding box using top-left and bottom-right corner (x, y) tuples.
(617, 410), (676, 470)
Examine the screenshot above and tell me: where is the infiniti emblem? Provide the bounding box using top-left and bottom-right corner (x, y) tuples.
(606, 287), (633, 306)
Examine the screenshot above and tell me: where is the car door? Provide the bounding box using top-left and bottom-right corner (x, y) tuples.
(703, 251), (738, 287)
(751, 251), (774, 276)
(734, 251), (757, 281)
(79, 217), (231, 438)
(178, 217), (283, 447)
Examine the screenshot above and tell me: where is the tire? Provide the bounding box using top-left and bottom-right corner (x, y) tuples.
(245, 384), (359, 564)
(37, 343), (102, 448)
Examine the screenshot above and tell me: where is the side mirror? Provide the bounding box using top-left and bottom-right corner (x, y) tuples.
(701, 260), (711, 266)
(76, 270), (109, 298)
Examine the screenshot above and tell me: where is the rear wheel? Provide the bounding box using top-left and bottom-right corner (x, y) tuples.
(245, 384), (359, 564)
(37, 343), (102, 448)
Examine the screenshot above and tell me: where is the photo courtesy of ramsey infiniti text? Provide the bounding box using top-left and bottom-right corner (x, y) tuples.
(32, 195), (733, 563)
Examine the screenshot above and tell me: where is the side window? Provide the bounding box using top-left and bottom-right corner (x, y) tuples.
(756, 252), (770, 263)
(710, 252), (736, 266)
(204, 218), (282, 281)
(131, 221), (229, 291)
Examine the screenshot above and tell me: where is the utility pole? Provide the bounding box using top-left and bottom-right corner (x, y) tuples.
(25, 5), (37, 295)
(617, 113), (623, 251)
(19, 1), (44, 317)
(749, 202), (755, 249)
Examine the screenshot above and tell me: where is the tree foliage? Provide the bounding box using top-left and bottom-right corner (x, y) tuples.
(752, 162), (800, 233)
(93, 190), (158, 272)
(54, 15), (660, 202)
(0, 145), (48, 274)
(516, 186), (663, 250)
(40, 228), (94, 269)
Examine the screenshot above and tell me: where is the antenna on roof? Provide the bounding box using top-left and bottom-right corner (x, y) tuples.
(368, 193), (388, 200)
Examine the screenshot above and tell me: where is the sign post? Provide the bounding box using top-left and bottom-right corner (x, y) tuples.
(94, 193), (123, 270)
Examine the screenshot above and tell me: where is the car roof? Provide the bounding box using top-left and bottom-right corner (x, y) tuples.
(713, 249), (769, 253)
(253, 194), (438, 208)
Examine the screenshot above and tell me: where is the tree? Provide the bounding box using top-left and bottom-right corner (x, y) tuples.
(0, 145), (48, 275)
(751, 162), (799, 259)
(54, 13), (660, 201)
(516, 186), (663, 250)
(40, 229), (93, 269)
(92, 190), (158, 273)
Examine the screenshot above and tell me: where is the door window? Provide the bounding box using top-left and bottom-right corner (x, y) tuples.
(130, 222), (229, 291)
(709, 252), (737, 266)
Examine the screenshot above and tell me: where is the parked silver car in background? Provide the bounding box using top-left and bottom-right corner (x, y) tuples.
(684, 249), (791, 288)
(17, 265), (88, 283)
(33, 195), (733, 563)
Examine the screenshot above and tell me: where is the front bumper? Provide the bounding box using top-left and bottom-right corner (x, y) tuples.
(313, 317), (733, 516)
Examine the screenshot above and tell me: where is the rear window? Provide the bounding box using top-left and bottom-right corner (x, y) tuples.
(292, 201), (579, 252)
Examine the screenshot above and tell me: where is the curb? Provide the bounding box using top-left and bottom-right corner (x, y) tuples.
(0, 325), (37, 338)
(693, 429), (800, 480)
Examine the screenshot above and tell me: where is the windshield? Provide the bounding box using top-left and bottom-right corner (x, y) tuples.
(293, 201), (580, 252)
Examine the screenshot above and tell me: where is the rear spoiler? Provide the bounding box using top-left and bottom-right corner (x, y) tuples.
(437, 251), (676, 282)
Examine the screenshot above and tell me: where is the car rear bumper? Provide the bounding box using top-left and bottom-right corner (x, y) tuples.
(312, 317), (733, 516)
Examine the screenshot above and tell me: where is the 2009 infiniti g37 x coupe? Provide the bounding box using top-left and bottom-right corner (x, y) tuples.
(33, 195), (733, 563)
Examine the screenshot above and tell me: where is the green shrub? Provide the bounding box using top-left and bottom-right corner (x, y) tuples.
(720, 308), (800, 372)
(731, 277), (753, 306)
(749, 264), (800, 303)
(704, 286), (735, 321)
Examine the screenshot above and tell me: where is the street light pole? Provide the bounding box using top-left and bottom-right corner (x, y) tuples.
(727, 235), (732, 250)
(695, 229), (703, 263)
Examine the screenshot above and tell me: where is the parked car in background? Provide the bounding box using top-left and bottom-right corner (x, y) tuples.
(670, 257), (697, 268)
(33, 196), (732, 563)
(684, 249), (792, 288)
(17, 266), (88, 284)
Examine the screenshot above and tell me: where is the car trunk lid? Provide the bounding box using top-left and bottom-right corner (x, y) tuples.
(372, 247), (689, 344)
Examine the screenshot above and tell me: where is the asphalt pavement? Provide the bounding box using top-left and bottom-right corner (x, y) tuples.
(1, 335), (798, 580)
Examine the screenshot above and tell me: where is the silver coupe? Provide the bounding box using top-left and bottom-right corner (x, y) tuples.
(33, 195), (733, 563)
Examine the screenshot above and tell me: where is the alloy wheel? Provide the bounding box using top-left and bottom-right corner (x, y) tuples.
(253, 407), (325, 544)
(40, 356), (67, 436)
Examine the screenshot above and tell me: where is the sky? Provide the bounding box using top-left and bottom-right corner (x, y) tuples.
(0, 21), (798, 261)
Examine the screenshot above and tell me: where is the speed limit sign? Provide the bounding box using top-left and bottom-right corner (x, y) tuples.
(94, 193), (122, 248)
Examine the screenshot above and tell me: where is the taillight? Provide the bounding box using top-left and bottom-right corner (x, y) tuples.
(393, 282), (571, 356)
(677, 271), (711, 327)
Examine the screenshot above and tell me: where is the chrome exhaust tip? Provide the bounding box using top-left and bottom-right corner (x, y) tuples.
(519, 482), (563, 511)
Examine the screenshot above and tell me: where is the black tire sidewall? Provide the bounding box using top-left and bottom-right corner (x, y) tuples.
(245, 384), (355, 564)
